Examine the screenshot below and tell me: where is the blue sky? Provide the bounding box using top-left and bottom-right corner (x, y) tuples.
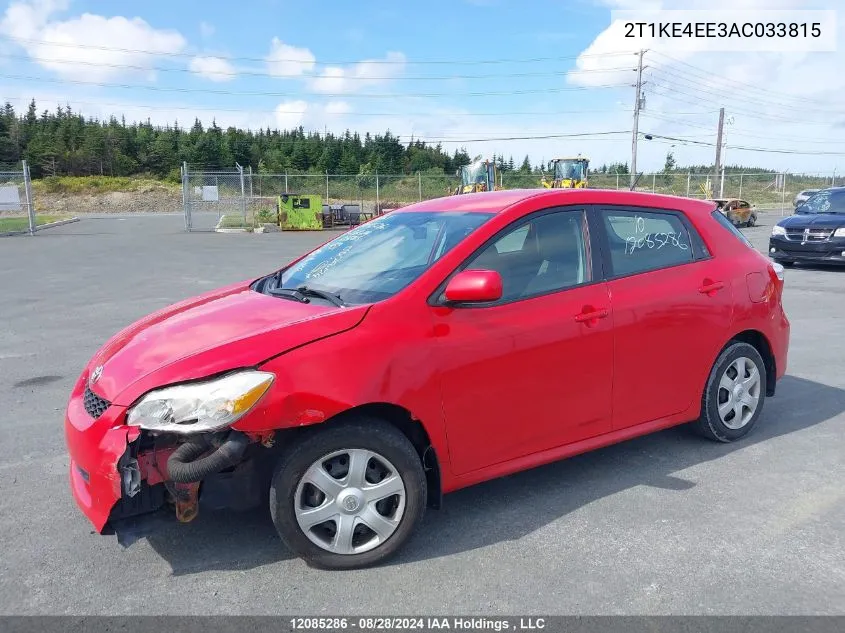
(1, 0), (844, 173)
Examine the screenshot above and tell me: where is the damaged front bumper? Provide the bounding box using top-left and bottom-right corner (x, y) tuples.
(65, 381), (268, 546)
(65, 382), (137, 534)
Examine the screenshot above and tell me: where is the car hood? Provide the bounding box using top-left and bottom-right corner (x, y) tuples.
(779, 214), (845, 228)
(86, 279), (370, 406)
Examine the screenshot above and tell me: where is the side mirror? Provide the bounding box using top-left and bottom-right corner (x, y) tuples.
(795, 204), (808, 215)
(444, 269), (503, 303)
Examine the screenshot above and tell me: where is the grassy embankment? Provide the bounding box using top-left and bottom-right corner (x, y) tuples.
(0, 214), (66, 232)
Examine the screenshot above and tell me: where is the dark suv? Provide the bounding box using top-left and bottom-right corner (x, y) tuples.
(769, 187), (845, 266)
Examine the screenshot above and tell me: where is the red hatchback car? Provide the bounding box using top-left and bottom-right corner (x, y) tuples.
(65, 189), (789, 569)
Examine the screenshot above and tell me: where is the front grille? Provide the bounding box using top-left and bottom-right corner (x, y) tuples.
(83, 386), (111, 419)
(785, 228), (834, 242)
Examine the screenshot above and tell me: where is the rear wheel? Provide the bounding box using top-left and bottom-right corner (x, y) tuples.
(693, 342), (767, 442)
(270, 418), (427, 569)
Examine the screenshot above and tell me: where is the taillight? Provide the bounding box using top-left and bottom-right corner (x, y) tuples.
(767, 260), (785, 300)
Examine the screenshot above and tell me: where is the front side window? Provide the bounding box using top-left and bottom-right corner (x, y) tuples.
(276, 211), (493, 304)
(463, 209), (590, 303)
(601, 209), (694, 277)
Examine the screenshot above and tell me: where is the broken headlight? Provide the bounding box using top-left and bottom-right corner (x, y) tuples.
(126, 370), (274, 434)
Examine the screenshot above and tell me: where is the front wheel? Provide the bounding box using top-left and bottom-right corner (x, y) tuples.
(693, 342), (767, 442)
(270, 418), (427, 570)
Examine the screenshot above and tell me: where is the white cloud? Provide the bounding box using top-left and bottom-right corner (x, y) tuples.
(275, 100), (308, 129)
(310, 67), (346, 93)
(565, 0), (845, 171)
(199, 21), (215, 38)
(265, 37), (315, 77)
(324, 100), (351, 115)
(0, 0), (187, 82)
(308, 51), (407, 94)
(188, 55), (236, 82)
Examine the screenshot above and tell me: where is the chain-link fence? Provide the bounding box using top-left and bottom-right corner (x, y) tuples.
(182, 163), (253, 231)
(181, 164), (842, 232)
(0, 161), (35, 235)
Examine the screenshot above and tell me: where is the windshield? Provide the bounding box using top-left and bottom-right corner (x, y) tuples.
(461, 162), (490, 187)
(798, 189), (845, 214)
(554, 159), (587, 181)
(273, 211), (494, 304)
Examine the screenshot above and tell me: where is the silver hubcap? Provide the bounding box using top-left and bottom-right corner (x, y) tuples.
(717, 356), (762, 430)
(294, 449), (406, 555)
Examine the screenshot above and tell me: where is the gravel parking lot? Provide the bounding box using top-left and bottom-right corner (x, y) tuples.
(1, 210), (843, 615)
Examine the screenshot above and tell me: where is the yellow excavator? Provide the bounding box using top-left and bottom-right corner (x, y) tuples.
(452, 157), (500, 195)
(541, 156), (590, 189)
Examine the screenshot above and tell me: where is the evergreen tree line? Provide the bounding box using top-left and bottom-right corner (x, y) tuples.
(0, 100), (779, 180)
(0, 100), (486, 180)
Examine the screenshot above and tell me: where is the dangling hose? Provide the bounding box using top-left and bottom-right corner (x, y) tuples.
(166, 431), (250, 483)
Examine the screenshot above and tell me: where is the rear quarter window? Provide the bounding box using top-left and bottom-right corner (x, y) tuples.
(601, 210), (695, 277)
(710, 209), (753, 247)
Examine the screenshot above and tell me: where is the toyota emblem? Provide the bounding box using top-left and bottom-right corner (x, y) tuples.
(89, 365), (103, 385)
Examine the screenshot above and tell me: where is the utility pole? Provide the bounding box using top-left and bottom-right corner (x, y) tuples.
(714, 107), (725, 196)
(630, 49), (645, 189)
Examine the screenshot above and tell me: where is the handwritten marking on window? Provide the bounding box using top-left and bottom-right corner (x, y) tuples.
(623, 216), (690, 255)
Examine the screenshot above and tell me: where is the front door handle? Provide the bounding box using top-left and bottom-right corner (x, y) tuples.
(699, 280), (725, 295)
(574, 308), (609, 324)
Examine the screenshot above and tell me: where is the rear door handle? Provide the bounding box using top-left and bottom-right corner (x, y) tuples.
(574, 308), (609, 323)
(699, 280), (725, 294)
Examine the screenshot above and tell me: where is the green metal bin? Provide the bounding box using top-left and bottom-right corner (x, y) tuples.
(277, 193), (323, 230)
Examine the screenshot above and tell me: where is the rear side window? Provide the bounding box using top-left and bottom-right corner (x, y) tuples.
(711, 209), (753, 247)
(601, 209), (694, 277)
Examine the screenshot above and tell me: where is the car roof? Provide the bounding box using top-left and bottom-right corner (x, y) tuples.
(393, 188), (718, 215)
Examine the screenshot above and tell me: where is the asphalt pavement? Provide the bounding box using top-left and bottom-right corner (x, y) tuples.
(0, 210), (843, 615)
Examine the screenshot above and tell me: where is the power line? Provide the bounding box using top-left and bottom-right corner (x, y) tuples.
(0, 73), (630, 97)
(648, 50), (838, 107)
(395, 131), (631, 143)
(648, 67), (842, 116)
(0, 35), (632, 65)
(646, 83), (838, 125)
(0, 52), (636, 81)
(643, 132), (845, 156)
(643, 111), (845, 145)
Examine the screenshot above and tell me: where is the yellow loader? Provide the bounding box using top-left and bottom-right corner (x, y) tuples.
(541, 156), (590, 189)
(452, 158), (500, 195)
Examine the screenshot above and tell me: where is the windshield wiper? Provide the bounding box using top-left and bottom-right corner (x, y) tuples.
(267, 287), (308, 303)
(295, 286), (346, 307)
(267, 285), (345, 307)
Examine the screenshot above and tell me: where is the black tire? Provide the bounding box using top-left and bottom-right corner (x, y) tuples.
(693, 341), (767, 443)
(779, 260), (795, 267)
(746, 216), (756, 227)
(269, 417), (427, 570)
